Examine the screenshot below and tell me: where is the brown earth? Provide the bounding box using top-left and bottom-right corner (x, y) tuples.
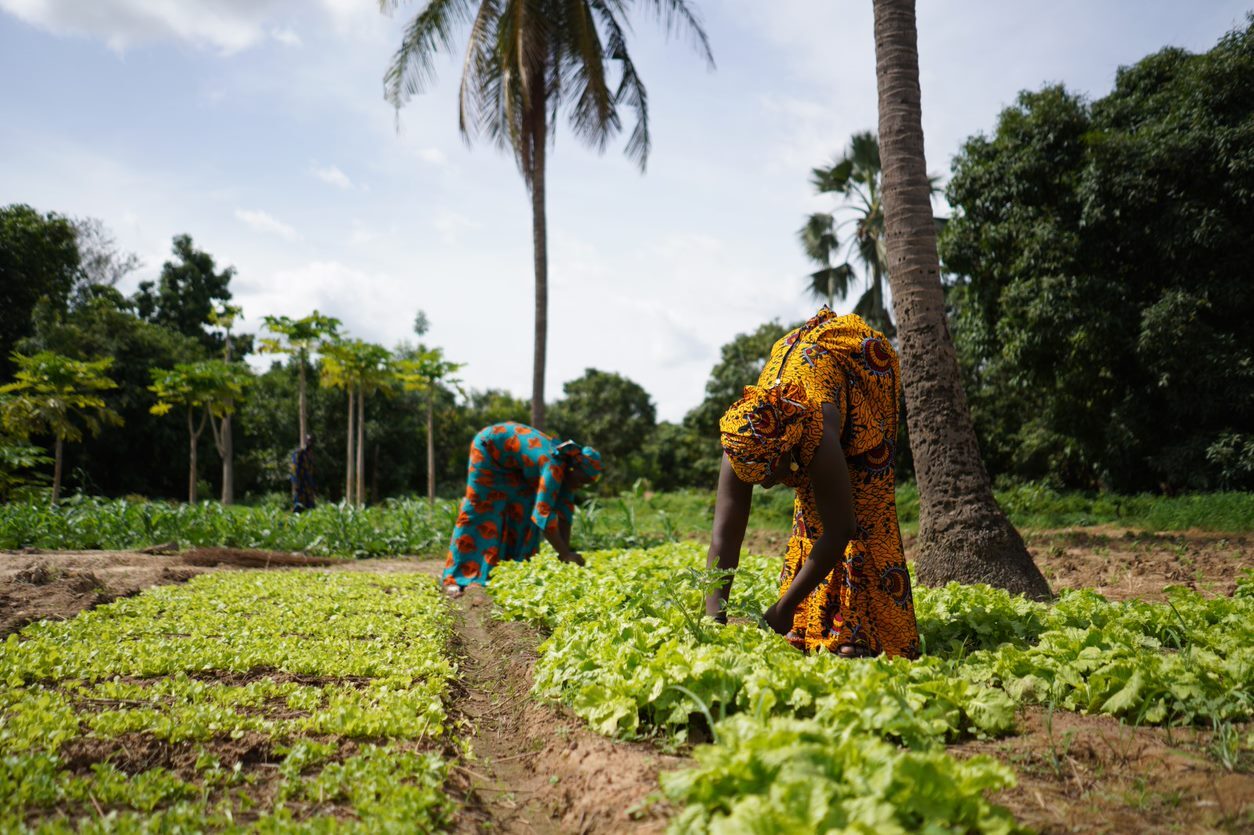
(951, 708), (1254, 834)
(0, 547), (340, 637)
(3, 532), (1252, 832)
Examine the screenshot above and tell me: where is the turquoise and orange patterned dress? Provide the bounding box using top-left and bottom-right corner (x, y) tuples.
(442, 422), (581, 589)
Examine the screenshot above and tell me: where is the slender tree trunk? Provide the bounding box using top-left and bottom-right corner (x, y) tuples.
(187, 407), (207, 504)
(298, 352), (309, 444)
(209, 410), (235, 505)
(426, 394), (436, 506)
(872, 0), (1050, 599)
(345, 389), (355, 504)
(51, 436), (63, 505)
(355, 387), (365, 506)
(529, 107), (549, 431)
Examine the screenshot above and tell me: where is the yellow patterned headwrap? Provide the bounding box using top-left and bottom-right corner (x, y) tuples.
(719, 381), (818, 484)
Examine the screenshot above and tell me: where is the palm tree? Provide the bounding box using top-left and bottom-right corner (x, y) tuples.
(260, 312), (342, 444)
(396, 346), (463, 506)
(149, 361), (252, 504)
(321, 340), (393, 505)
(382, 0), (713, 430)
(871, 0), (1050, 598)
(800, 131), (942, 337)
(0, 352), (123, 504)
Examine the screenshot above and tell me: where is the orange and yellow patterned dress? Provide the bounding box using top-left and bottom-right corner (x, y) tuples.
(759, 308), (920, 658)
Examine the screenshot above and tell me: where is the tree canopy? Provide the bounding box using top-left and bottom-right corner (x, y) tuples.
(942, 20), (1254, 491)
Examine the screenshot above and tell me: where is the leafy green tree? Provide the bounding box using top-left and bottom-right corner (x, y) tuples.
(0, 352), (123, 504)
(149, 361), (253, 503)
(0, 434), (51, 501)
(70, 216), (141, 302)
(549, 368), (656, 492)
(800, 132), (942, 336)
(873, 0), (1050, 597)
(383, 0), (713, 430)
(396, 346), (464, 505)
(259, 311), (343, 444)
(0, 205), (80, 379)
(133, 235), (236, 353)
(22, 286), (206, 498)
(321, 340), (394, 505)
(942, 20), (1254, 492)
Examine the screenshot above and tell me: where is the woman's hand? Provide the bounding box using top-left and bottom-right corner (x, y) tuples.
(762, 602), (792, 635)
(557, 551), (585, 567)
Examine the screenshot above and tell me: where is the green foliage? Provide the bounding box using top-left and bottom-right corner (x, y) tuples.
(0, 571), (458, 831)
(0, 496), (458, 557)
(0, 204), (81, 380)
(0, 435), (51, 500)
(490, 543), (1252, 832)
(942, 22), (1254, 491)
(258, 311), (343, 361)
(132, 234), (237, 354)
(549, 368), (657, 492)
(148, 360), (252, 420)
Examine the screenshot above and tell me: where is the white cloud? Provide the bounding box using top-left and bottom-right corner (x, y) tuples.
(415, 147), (448, 166)
(432, 209), (478, 246)
(313, 164), (353, 189)
(271, 26), (301, 47)
(0, 0), (288, 53)
(235, 209), (301, 242)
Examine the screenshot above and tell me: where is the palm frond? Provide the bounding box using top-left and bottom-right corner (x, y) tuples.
(640, 0), (715, 67)
(798, 213), (838, 264)
(384, 0), (477, 109)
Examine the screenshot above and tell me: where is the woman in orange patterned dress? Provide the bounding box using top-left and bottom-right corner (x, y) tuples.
(703, 307), (920, 659)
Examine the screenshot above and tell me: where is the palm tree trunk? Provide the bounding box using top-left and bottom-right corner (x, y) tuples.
(51, 436), (63, 505)
(220, 414), (234, 505)
(529, 106), (549, 431)
(426, 393), (436, 506)
(355, 386), (365, 506)
(872, 0), (1050, 599)
(345, 389), (355, 504)
(187, 407), (205, 504)
(298, 352), (309, 444)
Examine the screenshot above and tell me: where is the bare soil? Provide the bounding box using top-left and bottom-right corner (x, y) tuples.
(0, 547), (339, 637)
(951, 708), (1253, 834)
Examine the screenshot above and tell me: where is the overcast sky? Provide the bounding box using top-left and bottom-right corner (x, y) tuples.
(1, 1), (1249, 420)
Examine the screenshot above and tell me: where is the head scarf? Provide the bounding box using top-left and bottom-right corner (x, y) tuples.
(719, 381), (819, 484)
(557, 441), (603, 484)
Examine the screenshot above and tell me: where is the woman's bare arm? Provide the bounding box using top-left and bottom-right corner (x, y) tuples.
(705, 454), (753, 620)
(764, 403), (857, 633)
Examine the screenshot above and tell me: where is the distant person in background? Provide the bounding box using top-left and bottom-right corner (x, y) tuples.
(290, 434), (317, 513)
(703, 307), (920, 659)
(443, 422), (602, 598)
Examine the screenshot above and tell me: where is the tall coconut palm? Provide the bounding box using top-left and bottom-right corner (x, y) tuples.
(800, 131), (941, 337)
(382, 0), (713, 430)
(871, 0), (1050, 598)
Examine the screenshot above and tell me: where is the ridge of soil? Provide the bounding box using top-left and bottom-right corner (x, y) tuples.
(442, 582), (685, 833)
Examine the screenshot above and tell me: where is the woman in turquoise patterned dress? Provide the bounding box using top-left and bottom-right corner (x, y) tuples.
(442, 422), (603, 597)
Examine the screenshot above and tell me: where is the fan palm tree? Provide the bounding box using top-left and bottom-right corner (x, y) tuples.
(382, 0), (713, 430)
(800, 131), (942, 337)
(871, 0), (1050, 598)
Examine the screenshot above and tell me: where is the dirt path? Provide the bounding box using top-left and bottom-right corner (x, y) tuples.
(404, 562), (684, 834)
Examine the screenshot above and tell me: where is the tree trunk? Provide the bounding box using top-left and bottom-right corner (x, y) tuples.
(186, 407), (207, 504)
(426, 394), (436, 506)
(872, 0), (1050, 599)
(355, 386), (365, 506)
(210, 411), (235, 505)
(51, 436), (63, 505)
(345, 389), (355, 504)
(529, 106), (549, 431)
(298, 352), (309, 444)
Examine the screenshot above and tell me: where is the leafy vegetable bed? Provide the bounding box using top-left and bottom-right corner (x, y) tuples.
(491, 543), (1253, 833)
(1, 571), (460, 832)
(0, 498), (458, 557)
